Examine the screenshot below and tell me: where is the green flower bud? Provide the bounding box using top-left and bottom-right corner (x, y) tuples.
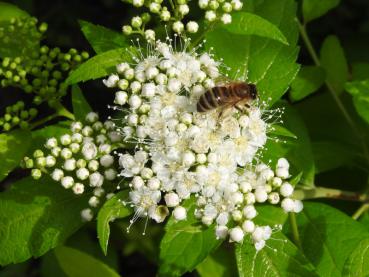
(10, 62), (17, 69)
(12, 116), (20, 125)
(141, 13), (151, 23)
(20, 110), (29, 119)
(23, 157), (34, 168)
(29, 108), (38, 117)
(122, 25), (132, 35)
(39, 22), (48, 33)
(36, 157), (46, 167)
(40, 45), (49, 54)
(31, 169), (42, 180)
(33, 96), (42, 105)
(131, 16), (143, 28)
(3, 123), (11, 131)
(76, 159), (87, 168)
(4, 114), (11, 121)
(52, 70), (62, 79)
(81, 51), (89, 59)
(20, 121), (28, 129)
(33, 149), (44, 158)
(209, 0), (219, 10)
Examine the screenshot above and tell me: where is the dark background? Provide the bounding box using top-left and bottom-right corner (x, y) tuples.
(1, 0), (369, 276)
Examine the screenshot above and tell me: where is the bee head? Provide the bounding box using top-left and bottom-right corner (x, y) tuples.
(249, 84), (258, 99)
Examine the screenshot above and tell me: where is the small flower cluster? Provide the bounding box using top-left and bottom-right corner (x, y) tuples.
(0, 16), (47, 58)
(104, 40), (303, 250)
(122, 0), (243, 38)
(23, 112), (122, 221)
(0, 46), (89, 108)
(0, 101), (37, 131)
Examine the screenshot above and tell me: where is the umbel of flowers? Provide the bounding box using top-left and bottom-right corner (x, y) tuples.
(104, 39), (303, 250)
(23, 112), (122, 221)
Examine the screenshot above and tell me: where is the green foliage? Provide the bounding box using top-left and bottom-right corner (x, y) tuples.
(79, 20), (128, 54)
(53, 246), (120, 277)
(345, 79), (369, 124)
(235, 232), (318, 277)
(342, 237), (369, 277)
(206, 0), (300, 107)
(66, 48), (133, 84)
(303, 0), (340, 23)
(97, 190), (132, 255)
(159, 199), (222, 276)
(0, 129), (31, 181)
(0, 2), (29, 22)
(72, 85), (92, 121)
(223, 12), (288, 45)
(290, 66), (326, 102)
(320, 35), (348, 95)
(0, 177), (87, 266)
(287, 202), (369, 276)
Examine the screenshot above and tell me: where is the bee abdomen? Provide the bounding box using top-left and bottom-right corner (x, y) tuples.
(197, 87), (219, 112)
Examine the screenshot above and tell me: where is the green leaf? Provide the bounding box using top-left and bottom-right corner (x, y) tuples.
(313, 141), (356, 173)
(262, 103), (315, 187)
(269, 124), (297, 139)
(235, 232), (318, 277)
(288, 202), (369, 276)
(223, 12), (288, 45)
(290, 66), (326, 102)
(196, 244), (237, 277)
(159, 198), (222, 276)
(342, 237), (369, 277)
(0, 177), (87, 266)
(303, 0), (340, 23)
(0, 2), (29, 22)
(72, 85), (92, 121)
(54, 246), (120, 277)
(345, 79), (369, 125)
(320, 35), (348, 95)
(97, 190), (132, 255)
(206, 0), (300, 107)
(79, 20), (128, 54)
(352, 62), (369, 81)
(66, 48), (134, 85)
(0, 129), (31, 181)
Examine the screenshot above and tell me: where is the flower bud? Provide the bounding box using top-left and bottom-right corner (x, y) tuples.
(51, 169), (64, 181)
(73, 183), (85, 194)
(82, 142), (97, 160)
(215, 226), (228, 239)
(89, 172), (104, 187)
(242, 220), (255, 233)
(173, 206), (187, 220)
(186, 21), (199, 33)
(76, 167), (89, 180)
(165, 192), (180, 207)
(131, 16), (142, 28)
(88, 160), (99, 171)
(114, 91), (128, 105)
(31, 169), (42, 179)
(81, 208), (93, 221)
(45, 138), (58, 149)
(61, 176), (74, 189)
(104, 168), (117, 180)
(280, 182), (294, 197)
(172, 21), (184, 33)
(230, 227), (244, 242)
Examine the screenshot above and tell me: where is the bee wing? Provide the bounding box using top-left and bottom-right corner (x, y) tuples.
(214, 75), (234, 86)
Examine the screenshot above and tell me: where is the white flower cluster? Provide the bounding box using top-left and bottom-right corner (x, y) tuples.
(122, 0), (243, 38)
(104, 40), (302, 250)
(23, 112), (121, 221)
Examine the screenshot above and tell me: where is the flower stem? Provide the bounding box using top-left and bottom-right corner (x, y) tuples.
(30, 113), (59, 130)
(54, 102), (75, 121)
(296, 18), (369, 166)
(352, 203), (369, 220)
(289, 213), (302, 250)
(294, 186), (369, 202)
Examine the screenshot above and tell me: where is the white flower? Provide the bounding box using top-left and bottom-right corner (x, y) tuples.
(115, 91), (128, 105)
(172, 21), (184, 33)
(103, 74), (119, 88)
(45, 138), (58, 149)
(221, 14), (232, 24)
(242, 220), (255, 233)
(76, 167), (90, 180)
(89, 172), (104, 187)
(173, 206), (187, 220)
(280, 182), (294, 197)
(73, 183), (85, 194)
(215, 226), (228, 239)
(61, 176), (74, 189)
(81, 208), (93, 221)
(229, 227), (244, 242)
(186, 21), (199, 33)
(281, 198), (295, 212)
(164, 192), (180, 207)
(51, 169), (64, 181)
(82, 142), (97, 160)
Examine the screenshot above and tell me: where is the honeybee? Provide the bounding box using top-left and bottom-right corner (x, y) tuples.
(196, 81), (258, 113)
